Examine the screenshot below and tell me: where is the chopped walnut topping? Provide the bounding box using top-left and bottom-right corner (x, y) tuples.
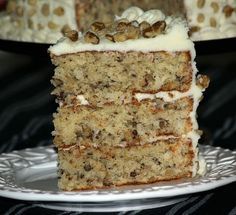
(65, 30), (79, 42)
(139, 21), (151, 32)
(105, 34), (115, 42)
(86, 18), (167, 43)
(84, 31), (100, 44)
(143, 20), (166, 38)
(91, 22), (106, 32)
(113, 32), (128, 42)
(196, 74), (210, 89)
(125, 25), (140, 40)
(116, 21), (130, 32)
(223, 5), (234, 18)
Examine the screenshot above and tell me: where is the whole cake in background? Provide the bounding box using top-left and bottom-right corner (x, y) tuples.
(0, 0), (235, 43)
(49, 7), (209, 191)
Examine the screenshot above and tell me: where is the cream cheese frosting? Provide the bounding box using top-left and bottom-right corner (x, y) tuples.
(116, 6), (166, 25)
(49, 7), (195, 57)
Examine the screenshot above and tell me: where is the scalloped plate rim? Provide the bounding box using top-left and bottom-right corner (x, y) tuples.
(0, 145), (235, 202)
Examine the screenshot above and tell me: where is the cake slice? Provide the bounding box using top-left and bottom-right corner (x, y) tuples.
(49, 7), (209, 191)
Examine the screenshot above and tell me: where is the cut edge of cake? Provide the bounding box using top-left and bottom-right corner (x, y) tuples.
(49, 7), (210, 191)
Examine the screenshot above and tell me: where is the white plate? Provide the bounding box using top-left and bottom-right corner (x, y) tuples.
(0, 145), (236, 212)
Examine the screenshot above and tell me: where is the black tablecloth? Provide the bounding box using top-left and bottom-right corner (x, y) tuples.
(0, 49), (236, 215)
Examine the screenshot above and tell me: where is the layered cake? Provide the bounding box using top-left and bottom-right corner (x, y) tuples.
(0, 0), (235, 43)
(49, 7), (209, 191)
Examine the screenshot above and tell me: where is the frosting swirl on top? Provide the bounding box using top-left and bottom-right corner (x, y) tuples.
(117, 7), (166, 24)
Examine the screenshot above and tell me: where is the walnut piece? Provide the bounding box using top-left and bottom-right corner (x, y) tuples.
(139, 21), (151, 32)
(125, 25), (140, 40)
(113, 32), (127, 42)
(196, 74), (210, 89)
(65, 30), (79, 42)
(105, 34), (115, 42)
(143, 20), (166, 38)
(116, 21), (130, 32)
(84, 31), (100, 44)
(90, 22), (105, 32)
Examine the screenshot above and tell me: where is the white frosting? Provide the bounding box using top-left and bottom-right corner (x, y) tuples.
(116, 7), (166, 25)
(49, 9), (194, 57)
(116, 6), (144, 22)
(76, 95), (89, 105)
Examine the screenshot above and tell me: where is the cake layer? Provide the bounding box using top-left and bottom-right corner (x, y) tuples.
(53, 97), (193, 147)
(51, 51), (192, 106)
(58, 139), (194, 190)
